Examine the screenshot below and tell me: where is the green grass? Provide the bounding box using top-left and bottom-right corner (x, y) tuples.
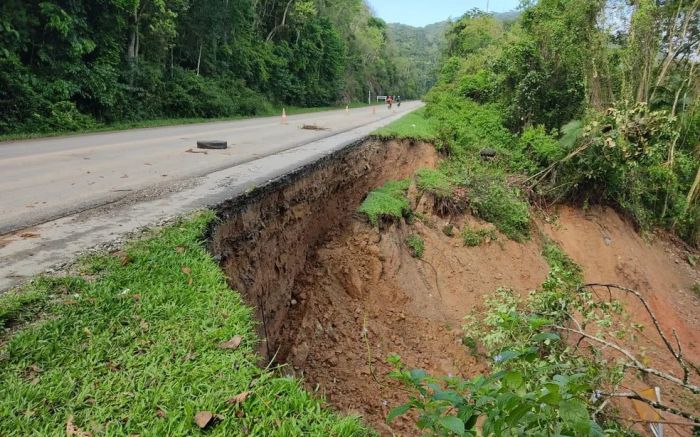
(416, 168), (453, 198)
(358, 180), (411, 226)
(405, 234), (425, 258)
(0, 102), (384, 142)
(0, 212), (372, 436)
(373, 108), (437, 141)
(461, 227), (497, 247)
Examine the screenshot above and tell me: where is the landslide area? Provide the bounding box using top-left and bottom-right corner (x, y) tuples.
(209, 138), (700, 436)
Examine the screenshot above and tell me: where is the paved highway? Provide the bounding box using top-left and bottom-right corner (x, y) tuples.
(0, 102), (421, 234)
(0, 101), (422, 291)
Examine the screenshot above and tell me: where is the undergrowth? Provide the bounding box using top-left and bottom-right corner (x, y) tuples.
(0, 212), (371, 436)
(358, 179), (411, 226)
(406, 234), (425, 258)
(461, 227), (497, 247)
(388, 238), (633, 436)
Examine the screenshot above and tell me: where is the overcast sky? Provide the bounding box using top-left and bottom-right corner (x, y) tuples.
(366, 0), (521, 27)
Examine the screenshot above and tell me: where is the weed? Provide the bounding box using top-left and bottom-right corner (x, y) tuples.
(0, 212), (371, 436)
(692, 282), (700, 296)
(461, 227), (497, 247)
(467, 174), (530, 241)
(442, 224), (455, 237)
(359, 180), (411, 226)
(406, 234), (425, 258)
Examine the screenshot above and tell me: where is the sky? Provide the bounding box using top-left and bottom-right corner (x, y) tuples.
(367, 0), (521, 27)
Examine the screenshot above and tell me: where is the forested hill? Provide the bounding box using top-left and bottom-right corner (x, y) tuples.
(0, 0), (422, 136)
(387, 21), (449, 98)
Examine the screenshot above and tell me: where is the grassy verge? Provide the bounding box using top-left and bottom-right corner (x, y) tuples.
(372, 107), (437, 142)
(0, 212), (371, 436)
(0, 102), (384, 142)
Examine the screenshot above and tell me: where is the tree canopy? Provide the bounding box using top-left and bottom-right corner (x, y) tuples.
(0, 0), (440, 135)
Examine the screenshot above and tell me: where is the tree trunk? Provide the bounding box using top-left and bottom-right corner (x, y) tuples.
(196, 42), (203, 76)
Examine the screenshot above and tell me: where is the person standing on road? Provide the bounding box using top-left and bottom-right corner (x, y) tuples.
(386, 95), (393, 109)
(397, 96), (401, 107)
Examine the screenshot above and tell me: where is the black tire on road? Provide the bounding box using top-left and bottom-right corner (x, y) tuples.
(197, 140), (227, 150)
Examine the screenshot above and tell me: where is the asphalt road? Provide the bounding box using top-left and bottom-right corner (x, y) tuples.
(0, 102), (421, 234)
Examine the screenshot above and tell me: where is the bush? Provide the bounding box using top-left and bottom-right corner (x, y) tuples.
(461, 226), (497, 247)
(518, 125), (562, 166)
(467, 174), (530, 241)
(551, 104), (693, 238)
(358, 180), (411, 226)
(459, 70), (498, 102)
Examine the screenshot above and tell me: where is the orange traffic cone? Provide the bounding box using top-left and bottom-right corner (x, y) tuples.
(281, 108), (288, 125)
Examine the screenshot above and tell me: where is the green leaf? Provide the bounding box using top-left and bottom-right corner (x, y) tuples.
(493, 350), (520, 363)
(386, 403), (411, 423)
(503, 370), (523, 389)
(532, 332), (560, 342)
(559, 399), (589, 427)
(438, 416), (465, 435)
(433, 389), (464, 405)
(410, 368), (427, 382)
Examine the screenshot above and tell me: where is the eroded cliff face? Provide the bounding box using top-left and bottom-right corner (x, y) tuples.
(209, 138), (437, 359)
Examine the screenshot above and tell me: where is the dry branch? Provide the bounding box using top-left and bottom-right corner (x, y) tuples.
(581, 283), (692, 385)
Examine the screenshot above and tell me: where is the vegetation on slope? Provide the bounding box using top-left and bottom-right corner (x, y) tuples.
(0, 213), (371, 436)
(365, 1), (700, 433)
(427, 2), (700, 247)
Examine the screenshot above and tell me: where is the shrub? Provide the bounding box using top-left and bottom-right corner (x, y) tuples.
(461, 226), (497, 247)
(518, 125), (562, 166)
(467, 174), (530, 241)
(358, 180), (411, 226)
(406, 234), (425, 258)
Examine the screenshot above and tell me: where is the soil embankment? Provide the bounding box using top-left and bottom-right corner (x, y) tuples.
(209, 137), (700, 435)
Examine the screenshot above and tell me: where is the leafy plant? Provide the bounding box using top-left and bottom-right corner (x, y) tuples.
(416, 168), (454, 198)
(406, 234), (425, 258)
(460, 227), (496, 247)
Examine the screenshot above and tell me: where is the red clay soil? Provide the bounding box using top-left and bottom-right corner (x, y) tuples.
(279, 205), (700, 436)
(277, 210), (549, 435)
(543, 206), (700, 436)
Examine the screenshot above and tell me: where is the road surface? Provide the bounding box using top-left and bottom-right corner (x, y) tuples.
(0, 101), (423, 291)
(0, 102), (421, 234)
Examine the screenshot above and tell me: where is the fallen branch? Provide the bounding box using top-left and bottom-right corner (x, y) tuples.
(599, 391), (700, 423)
(553, 325), (700, 394)
(581, 283), (691, 385)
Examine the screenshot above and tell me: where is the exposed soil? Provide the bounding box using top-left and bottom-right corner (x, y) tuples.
(542, 206), (700, 436)
(209, 138), (700, 436)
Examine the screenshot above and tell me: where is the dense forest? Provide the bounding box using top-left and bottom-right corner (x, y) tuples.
(386, 21), (448, 98)
(0, 0), (435, 136)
